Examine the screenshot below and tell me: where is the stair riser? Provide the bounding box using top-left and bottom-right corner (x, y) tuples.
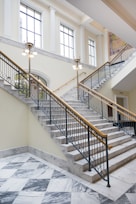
(101, 127), (119, 134)
(109, 153), (136, 173)
(108, 132), (125, 139)
(90, 120), (107, 124)
(109, 143), (136, 160)
(95, 124), (113, 129)
(80, 153), (136, 183)
(75, 143), (136, 173)
(109, 137), (131, 147)
(65, 140), (136, 163)
(66, 146), (105, 161)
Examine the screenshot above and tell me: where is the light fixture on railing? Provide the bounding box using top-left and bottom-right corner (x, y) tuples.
(22, 42), (37, 96)
(72, 58), (82, 100)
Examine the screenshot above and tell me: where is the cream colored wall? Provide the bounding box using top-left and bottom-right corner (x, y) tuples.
(0, 87), (66, 160)
(96, 76), (136, 114)
(0, 41), (91, 91)
(0, 88), (28, 150)
(0, 0), (106, 66)
(128, 88), (136, 113)
(28, 111), (66, 160)
(0, 1), (3, 36)
(97, 80), (114, 100)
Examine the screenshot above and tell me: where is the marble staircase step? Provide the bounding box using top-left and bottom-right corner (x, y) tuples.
(108, 135), (131, 147)
(65, 137), (136, 162)
(94, 122), (113, 129)
(82, 147), (136, 183)
(89, 118), (107, 124)
(75, 146), (136, 181)
(107, 131), (125, 139)
(100, 126), (119, 134)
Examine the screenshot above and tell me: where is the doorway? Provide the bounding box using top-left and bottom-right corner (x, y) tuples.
(115, 95), (128, 121)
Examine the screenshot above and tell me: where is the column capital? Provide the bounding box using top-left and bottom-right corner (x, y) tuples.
(49, 6), (56, 13)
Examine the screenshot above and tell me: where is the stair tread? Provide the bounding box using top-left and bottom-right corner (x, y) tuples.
(67, 140), (136, 157)
(108, 131), (125, 136)
(108, 134), (131, 143)
(76, 147), (136, 167)
(100, 126), (118, 131)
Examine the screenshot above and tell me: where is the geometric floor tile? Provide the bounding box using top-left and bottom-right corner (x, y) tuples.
(0, 153), (135, 204)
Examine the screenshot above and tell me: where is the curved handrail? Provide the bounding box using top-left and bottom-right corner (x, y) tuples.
(0, 51), (28, 74)
(110, 44), (132, 64)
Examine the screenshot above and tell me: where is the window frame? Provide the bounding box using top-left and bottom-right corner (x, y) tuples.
(20, 3), (42, 48)
(60, 23), (75, 59)
(88, 38), (96, 66)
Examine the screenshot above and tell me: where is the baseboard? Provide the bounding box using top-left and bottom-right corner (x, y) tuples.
(0, 146), (28, 158)
(28, 146), (68, 171)
(0, 146), (68, 172)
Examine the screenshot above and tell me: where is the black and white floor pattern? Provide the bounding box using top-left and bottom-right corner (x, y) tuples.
(0, 153), (135, 204)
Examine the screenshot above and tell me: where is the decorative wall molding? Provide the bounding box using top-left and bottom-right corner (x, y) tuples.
(0, 36), (94, 69)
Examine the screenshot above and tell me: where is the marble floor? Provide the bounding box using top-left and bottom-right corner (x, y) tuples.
(0, 153), (136, 204)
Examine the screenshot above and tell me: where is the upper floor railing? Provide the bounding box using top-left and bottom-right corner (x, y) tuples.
(81, 44), (135, 90)
(0, 50), (111, 187)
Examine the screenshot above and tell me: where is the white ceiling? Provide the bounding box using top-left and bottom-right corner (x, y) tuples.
(112, 67), (136, 91)
(66, 0), (136, 48)
(66, 0), (136, 91)
(36, 0), (136, 91)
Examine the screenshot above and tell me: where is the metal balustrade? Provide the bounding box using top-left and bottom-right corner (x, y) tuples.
(79, 44), (136, 138)
(79, 83), (136, 138)
(0, 50), (111, 187)
(81, 44), (135, 90)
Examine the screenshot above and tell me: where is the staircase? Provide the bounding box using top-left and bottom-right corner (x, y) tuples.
(1, 79), (136, 184)
(29, 87), (136, 183)
(1, 50), (136, 186)
(81, 45), (136, 91)
(61, 90), (136, 182)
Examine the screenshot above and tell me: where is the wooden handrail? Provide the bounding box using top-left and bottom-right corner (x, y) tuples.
(30, 74), (107, 138)
(53, 72), (86, 93)
(80, 62), (109, 83)
(79, 83), (136, 122)
(0, 49), (112, 152)
(110, 44), (132, 64)
(0, 51), (28, 74)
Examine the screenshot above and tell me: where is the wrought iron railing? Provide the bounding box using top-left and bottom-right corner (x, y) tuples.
(79, 83), (136, 137)
(81, 44), (135, 90)
(0, 50), (111, 187)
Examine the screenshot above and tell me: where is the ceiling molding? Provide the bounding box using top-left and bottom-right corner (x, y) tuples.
(102, 0), (136, 31)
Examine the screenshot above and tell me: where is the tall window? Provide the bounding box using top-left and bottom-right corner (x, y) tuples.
(88, 39), (96, 66)
(60, 24), (74, 59)
(20, 3), (42, 48)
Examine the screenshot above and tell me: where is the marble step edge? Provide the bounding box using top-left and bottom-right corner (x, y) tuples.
(65, 140), (136, 162)
(60, 131), (132, 151)
(55, 131), (130, 146)
(81, 148), (136, 183)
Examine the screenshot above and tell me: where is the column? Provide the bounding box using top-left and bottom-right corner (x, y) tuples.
(103, 29), (109, 62)
(97, 34), (103, 66)
(3, 0), (12, 38)
(79, 25), (85, 63)
(49, 7), (56, 53)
